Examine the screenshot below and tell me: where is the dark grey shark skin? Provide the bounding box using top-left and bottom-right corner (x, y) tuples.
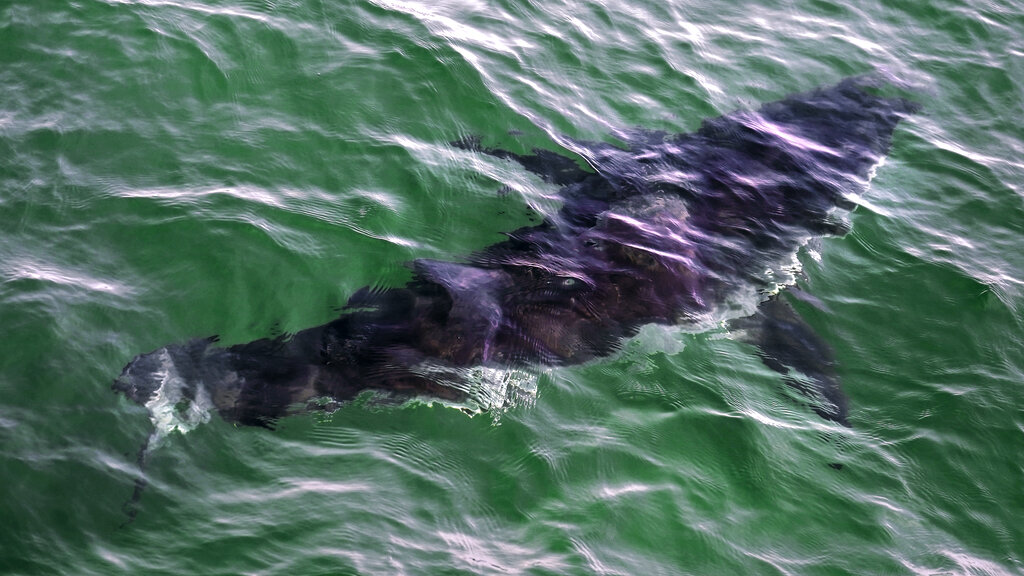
(114, 76), (917, 430)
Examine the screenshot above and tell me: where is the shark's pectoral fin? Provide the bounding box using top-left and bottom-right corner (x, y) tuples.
(731, 294), (850, 427)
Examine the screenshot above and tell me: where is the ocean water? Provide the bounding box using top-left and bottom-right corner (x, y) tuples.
(2, 0), (1023, 574)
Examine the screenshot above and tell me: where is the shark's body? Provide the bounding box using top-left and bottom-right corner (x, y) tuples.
(114, 76), (917, 432)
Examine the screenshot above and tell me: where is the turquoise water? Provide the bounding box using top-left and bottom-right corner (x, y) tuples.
(2, 0), (1023, 574)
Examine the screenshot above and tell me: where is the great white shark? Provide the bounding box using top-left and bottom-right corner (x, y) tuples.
(114, 75), (917, 441)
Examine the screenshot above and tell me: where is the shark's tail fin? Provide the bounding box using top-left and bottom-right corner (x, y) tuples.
(114, 330), (336, 431)
(113, 337), (224, 526)
(113, 337), (227, 433)
(113, 334), (322, 523)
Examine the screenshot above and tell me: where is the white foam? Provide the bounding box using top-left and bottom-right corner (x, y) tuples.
(408, 362), (540, 414)
(143, 349), (214, 443)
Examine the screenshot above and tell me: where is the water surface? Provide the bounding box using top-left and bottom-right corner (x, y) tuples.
(1, 0), (1022, 574)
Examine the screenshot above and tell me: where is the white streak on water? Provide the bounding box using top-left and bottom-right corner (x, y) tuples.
(4, 258), (131, 296)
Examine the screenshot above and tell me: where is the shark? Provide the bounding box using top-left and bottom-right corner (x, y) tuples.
(114, 75), (917, 440)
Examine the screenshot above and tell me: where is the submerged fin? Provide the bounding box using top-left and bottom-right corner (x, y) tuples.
(731, 294), (850, 427)
(451, 136), (593, 186)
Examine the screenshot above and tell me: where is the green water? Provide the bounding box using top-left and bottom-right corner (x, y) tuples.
(2, 0), (1023, 573)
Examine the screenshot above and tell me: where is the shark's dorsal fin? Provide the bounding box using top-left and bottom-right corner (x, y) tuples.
(413, 259), (509, 362)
